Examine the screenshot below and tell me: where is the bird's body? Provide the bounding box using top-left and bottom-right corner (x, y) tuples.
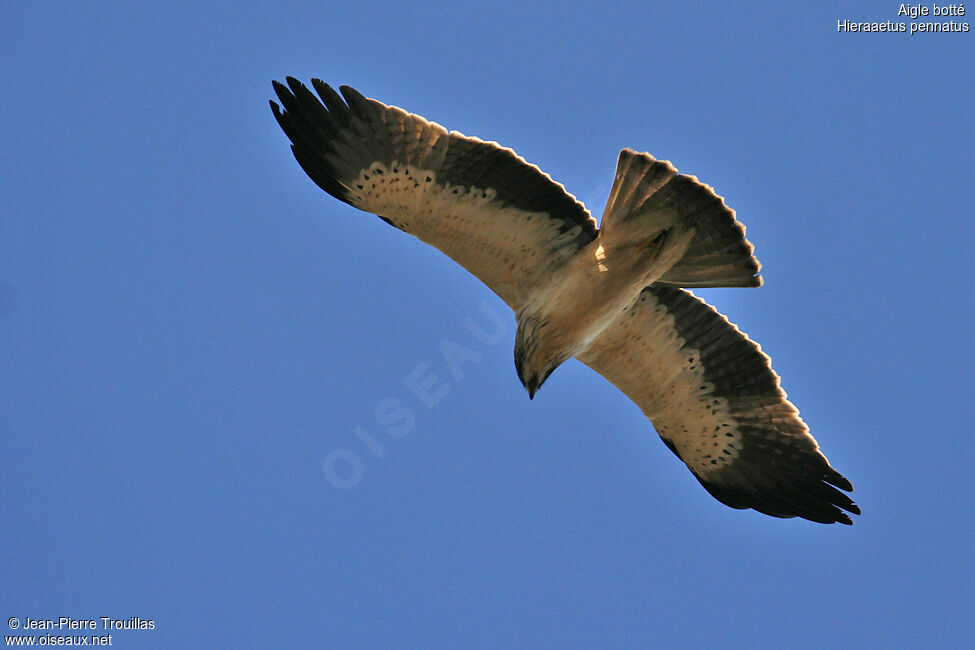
(514, 211), (697, 398)
(271, 78), (860, 524)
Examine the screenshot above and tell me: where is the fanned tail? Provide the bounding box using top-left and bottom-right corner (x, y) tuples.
(601, 149), (762, 288)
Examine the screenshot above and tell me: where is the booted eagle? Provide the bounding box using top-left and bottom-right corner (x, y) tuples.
(270, 78), (859, 525)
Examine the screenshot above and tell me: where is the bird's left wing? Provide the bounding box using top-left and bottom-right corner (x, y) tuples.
(270, 78), (597, 308)
(576, 286), (859, 524)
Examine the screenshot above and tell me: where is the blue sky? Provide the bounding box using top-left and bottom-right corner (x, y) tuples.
(2, 1), (973, 647)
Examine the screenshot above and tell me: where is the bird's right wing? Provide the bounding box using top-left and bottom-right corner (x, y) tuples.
(270, 78), (598, 309)
(576, 286), (859, 524)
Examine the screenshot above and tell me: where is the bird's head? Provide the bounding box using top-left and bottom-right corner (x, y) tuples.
(514, 315), (565, 400)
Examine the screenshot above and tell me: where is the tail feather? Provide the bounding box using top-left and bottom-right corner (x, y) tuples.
(601, 149), (762, 289)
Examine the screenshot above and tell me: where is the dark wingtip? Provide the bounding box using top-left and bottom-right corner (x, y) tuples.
(696, 472), (861, 525)
(271, 80), (294, 110)
(311, 78), (332, 93)
(311, 79), (350, 116)
(338, 84), (364, 102)
(269, 99), (288, 130)
(830, 473), (855, 493)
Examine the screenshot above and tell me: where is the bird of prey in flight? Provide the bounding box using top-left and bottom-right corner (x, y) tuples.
(270, 78), (859, 525)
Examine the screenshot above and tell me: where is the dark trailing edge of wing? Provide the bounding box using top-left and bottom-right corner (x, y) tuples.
(270, 78), (597, 246)
(650, 287), (860, 524)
